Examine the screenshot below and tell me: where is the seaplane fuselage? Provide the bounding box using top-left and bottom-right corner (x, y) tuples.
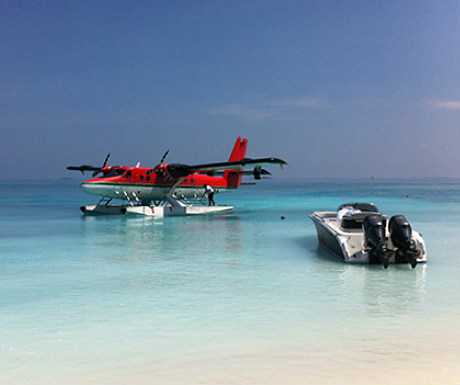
(80, 163), (241, 204)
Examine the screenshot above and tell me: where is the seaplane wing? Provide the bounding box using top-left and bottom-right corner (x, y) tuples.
(165, 157), (286, 179)
(190, 157), (286, 172)
(66, 165), (102, 172)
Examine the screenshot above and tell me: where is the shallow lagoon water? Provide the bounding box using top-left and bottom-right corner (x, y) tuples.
(1, 179), (459, 384)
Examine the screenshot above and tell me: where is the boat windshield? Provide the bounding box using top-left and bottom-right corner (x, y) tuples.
(338, 202), (379, 213)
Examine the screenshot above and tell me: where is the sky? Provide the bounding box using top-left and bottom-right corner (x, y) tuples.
(1, 0), (459, 180)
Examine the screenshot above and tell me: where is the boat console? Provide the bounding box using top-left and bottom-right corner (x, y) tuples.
(338, 202), (385, 230)
(341, 212), (387, 230)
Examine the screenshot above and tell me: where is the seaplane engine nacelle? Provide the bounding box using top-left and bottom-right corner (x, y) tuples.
(363, 214), (389, 268)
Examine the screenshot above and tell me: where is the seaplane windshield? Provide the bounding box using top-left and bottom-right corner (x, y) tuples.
(100, 168), (126, 178)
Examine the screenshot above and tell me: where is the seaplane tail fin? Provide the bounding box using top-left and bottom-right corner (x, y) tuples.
(228, 137), (248, 162)
(224, 137), (248, 188)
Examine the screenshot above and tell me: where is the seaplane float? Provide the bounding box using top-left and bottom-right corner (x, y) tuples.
(67, 137), (286, 218)
(309, 203), (427, 268)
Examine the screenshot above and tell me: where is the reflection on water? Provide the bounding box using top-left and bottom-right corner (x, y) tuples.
(307, 243), (428, 320)
(361, 264), (427, 316)
(80, 214), (244, 259)
(78, 214), (248, 286)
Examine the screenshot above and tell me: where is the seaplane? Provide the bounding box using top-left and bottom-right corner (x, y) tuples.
(67, 137), (286, 217)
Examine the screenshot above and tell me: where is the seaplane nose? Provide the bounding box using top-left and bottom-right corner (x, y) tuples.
(80, 182), (90, 193)
(80, 181), (99, 196)
(80, 181), (112, 197)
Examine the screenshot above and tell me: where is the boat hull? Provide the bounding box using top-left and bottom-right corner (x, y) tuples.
(311, 220), (346, 261)
(309, 211), (427, 265)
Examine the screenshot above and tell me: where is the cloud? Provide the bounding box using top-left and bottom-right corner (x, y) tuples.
(211, 97), (326, 122)
(275, 97), (326, 109)
(426, 99), (460, 111)
(210, 104), (275, 122)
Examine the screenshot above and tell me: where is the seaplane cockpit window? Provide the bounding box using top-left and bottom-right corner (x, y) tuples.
(100, 168), (126, 178)
(124, 171), (132, 179)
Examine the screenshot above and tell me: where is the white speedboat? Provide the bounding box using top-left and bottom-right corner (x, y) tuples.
(309, 203), (427, 268)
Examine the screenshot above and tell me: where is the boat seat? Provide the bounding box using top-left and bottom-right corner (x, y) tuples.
(341, 213), (386, 229)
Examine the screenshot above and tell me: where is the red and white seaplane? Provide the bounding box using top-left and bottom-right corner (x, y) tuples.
(67, 137), (286, 217)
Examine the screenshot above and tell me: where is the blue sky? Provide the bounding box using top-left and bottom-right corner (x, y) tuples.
(1, 0), (459, 179)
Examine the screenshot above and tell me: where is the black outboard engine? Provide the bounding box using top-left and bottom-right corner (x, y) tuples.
(363, 215), (389, 268)
(389, 215), (418, 268)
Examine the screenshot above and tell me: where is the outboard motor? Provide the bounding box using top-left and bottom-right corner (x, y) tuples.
(363, 215), (389, 268)
(389, 215), (418, 268)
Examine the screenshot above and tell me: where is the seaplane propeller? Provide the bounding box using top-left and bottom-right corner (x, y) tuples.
(252, 165), (271, 180)
(102, 153), (111, 167)
(92, 153), (111, 176)
(152, 150), (170, 173)
(159, 150), (170, 164)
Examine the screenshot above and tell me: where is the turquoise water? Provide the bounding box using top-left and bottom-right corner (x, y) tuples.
(1, 179), (459, 385)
